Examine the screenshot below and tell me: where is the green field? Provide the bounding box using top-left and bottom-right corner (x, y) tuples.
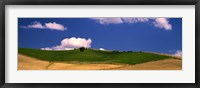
(18, 48), (171, 65)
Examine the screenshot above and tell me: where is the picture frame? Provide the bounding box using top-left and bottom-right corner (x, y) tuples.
(0, 0), (199, 88)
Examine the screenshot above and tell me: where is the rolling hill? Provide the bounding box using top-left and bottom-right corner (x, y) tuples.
(18, 48), (171, 65)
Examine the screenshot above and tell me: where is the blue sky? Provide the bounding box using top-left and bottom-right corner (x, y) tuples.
(18, 18), (182, 55)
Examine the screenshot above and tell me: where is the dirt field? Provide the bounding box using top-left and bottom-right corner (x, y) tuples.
(48, 63), (123, 70)
(111, 59), (182, 70)
(18, 54), (182, 70)
(18, 54), (50, 70)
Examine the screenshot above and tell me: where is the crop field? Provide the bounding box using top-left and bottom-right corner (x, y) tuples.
(18, 48), (171, 65)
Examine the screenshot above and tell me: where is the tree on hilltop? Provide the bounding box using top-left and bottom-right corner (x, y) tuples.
(79, 47), (86, 52)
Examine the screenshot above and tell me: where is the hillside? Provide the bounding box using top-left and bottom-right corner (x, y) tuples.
(18, 48), (171, 65)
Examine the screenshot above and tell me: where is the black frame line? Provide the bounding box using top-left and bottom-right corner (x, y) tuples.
(0, 0), (200, 88)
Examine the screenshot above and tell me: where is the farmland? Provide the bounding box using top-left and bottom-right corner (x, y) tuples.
(18, 48), (171, 65)
(18, 48), (182, 70)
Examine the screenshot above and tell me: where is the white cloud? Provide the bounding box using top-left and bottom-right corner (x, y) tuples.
(122, 18), (149, 23)
(44, 22), (67, 31)
(91, 18), (123, 24)
(174, 50), (182, 57)
(41, 47), (53, 50)
(91, 18), (172, 30)
(21, 21), (67, 31)
(91, 18), (149, 24)
(27, 21), (45, 29)
(41, 37), (92, 50)
(153, 18), (172, 30)
(99, 48), (105, 51)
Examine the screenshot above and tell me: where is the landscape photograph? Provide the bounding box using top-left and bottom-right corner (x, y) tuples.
(18, 18), (182, 70)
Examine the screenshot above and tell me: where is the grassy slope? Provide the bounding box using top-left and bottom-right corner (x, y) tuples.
(18, 48), (171, 65)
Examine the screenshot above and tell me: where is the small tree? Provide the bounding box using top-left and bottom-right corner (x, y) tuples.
(112, 50), (119, 53)
(127, 51), (132, 52)
(79, 47), (86, 52)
